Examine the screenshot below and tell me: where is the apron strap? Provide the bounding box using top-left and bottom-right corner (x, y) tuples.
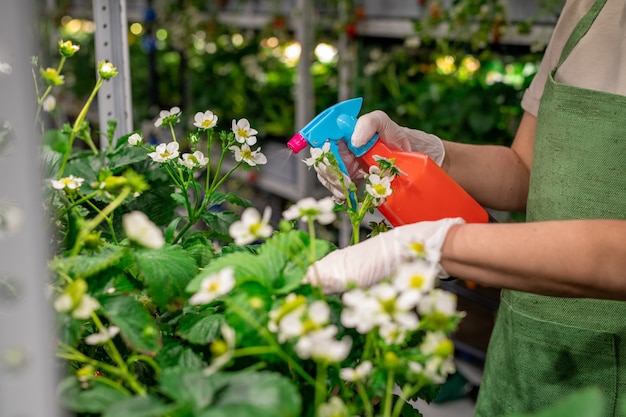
(557, 0), (608, 68)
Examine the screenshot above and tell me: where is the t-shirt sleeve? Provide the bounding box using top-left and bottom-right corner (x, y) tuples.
(520, 0), (590, 116)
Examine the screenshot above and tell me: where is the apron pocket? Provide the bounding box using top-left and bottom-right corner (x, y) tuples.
(510, 301), (618, 415)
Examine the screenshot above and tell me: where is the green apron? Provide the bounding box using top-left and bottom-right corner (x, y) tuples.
(474, 0), (626, 415)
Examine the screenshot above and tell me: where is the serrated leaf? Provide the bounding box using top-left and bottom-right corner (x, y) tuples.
(108, 146), (148, 171)
(102, 395), (180, 417)
(58, 376), (130, 413)
(204, 371), (301, 417)
(170, 192), (187, 207)
(134, 246), (198, 308)
(165, 216), (185, 243)
(100, 295), (161, 356)
(186, 251), (265, 293)
(62, 247), (129, 280)
(156, 339), (206, 368)
(176, 310), (225, 345)
(159, 367), (216, 409)
(202, 210), (238, 238)
(223, 192), (253, 208)
(182, 234), (216, 267)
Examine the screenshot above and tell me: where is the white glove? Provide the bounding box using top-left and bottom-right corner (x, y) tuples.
(303, 218), (465, 294)
(352, 110), (446, 166)
(314, 110), (446, 201)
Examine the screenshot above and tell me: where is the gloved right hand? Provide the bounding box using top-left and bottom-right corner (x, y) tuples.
(314, 110), (446, 201)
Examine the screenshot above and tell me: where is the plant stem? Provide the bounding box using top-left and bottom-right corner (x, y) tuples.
(314, 362), (328, 413)
(383, 370), (396, 417)
(232, 346), (277, 358)
(227, 301), (318, 388)
(70, 188), (130, 256)
(307, 218), (316, 263)
(58, 76), (103, 179)
(391, 382), (424, 417)
(91, 312), (146, 395)
(356, 381), (374, 417)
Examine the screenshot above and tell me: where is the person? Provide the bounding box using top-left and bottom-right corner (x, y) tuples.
(305, 0), (626, 415)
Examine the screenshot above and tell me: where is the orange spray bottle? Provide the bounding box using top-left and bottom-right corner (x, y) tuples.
(287, 97), (490, 227)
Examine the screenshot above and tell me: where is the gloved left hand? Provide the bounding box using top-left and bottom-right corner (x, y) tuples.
(303, 218), (465, 293)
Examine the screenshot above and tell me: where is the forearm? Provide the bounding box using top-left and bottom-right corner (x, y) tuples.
(442, 142), (529, 211)
(440, 219), (626, 300)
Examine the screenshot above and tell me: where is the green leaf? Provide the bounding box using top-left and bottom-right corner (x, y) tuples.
(65, 153), (103, 185)
(108, 145), (149, 171)
(42, 129), (69, 154)
(58, 377), (130, 413)
(100, 295), (161, 356)
(134, 246), (198, 308)
(223, 192), (253, 208)
(156, 339), (206, 368)
(159, 367), (215, 409)
(62, 246), (130, 280)
(170, 192), (187, 207)
(102, 395), (181, 417)
(165, 216), (185, 243)
(202, 209), (239, 240)
(176, 310), (225, 345)
(203, 371), (301, 417)
(182, 234), (216, 268)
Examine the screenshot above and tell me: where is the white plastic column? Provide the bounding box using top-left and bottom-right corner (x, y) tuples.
(0, 2), (61, 417)
(293, 0), (317, 200)
(93, 0), (134, 146)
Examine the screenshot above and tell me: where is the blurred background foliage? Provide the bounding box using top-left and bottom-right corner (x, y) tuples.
(42, 0), (562, 149)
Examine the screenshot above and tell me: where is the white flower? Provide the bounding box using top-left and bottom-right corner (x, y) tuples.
(128, 133), (142, 146)
(420, 331), (454, 357)
(72, 294), (101, 319)
(204, 324), (236, 375)
(154, 106), (181, 127)
(229, 144), (267, 166)
(318, 397), (350, 417)
(0, 61), (12, 75)
(268, 293), (307, 335)
(418, 288), (458, 318)
(282, 196), (336, 225)
(392, 260), (437, 299)
(42, 95), (56, 112)
(274, 299), (330, 343)
(295, 325), (351, 362)
(378, 322), (407, 345)
(228, 207), (273, 245)
(193, 110), (218, 130)
(51, 175), (85, 191)
(148, 141), (180, 162)
(180, 150), (209, 169)
(340, 288), (380, 334)
(340, 361), (372, 382)
(365, 173), (393, 205)
(231, 118), (258, 146)
(189, 267), (235, 305)
(302, 141), (331, 167)
(369, 283), (420, 331)
(423, 356), (456, 384)
(122, 210), (165, 249)
(85, 326), (120, 345)
(53, 293), (73, 313)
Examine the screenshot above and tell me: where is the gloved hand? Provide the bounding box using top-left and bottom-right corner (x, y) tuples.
(303, 218), (465, 293)
(314, 110), (446, 201)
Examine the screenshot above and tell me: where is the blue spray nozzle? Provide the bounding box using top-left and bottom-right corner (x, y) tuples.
(287, 97), (379, 206)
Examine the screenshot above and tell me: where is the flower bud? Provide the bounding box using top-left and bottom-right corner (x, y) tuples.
(58, 40), (80, 57)
(97, 60), (118, 80)
(40, 67), (64, 86)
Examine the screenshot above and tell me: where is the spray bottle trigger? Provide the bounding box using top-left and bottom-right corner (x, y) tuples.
(349, 132), (379, 157)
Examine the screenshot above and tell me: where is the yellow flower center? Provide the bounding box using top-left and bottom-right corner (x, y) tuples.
(410, 274), (425, 289)
(237, 128), (249, 138)
(161, 151), (171, 158)
(207, 281), (220, 293)
(373, 183), (387, 195)
(201, 120), (213, 128)
(249, 223), (261, 234)
(211, 340), (228, 356)
(409, 241), (425, 256)
(241, 149), (253, 160)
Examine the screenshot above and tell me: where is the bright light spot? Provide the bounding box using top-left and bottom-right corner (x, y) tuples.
(60, 15), (72, 26)
(193, 37), (206, 52)
(232, 33), (244, 47)
(206, 42), (217, 54)
(65, 19), (83, 34)
(265, 37), (279, 48)
(462, 55), (480, 73)
(156, 28), (168, 41)
(284, 42), (301, 60)
(130, 23), (143, 36)
(485, 70), (503, 86)
(194, 30), (206, 40)
(435, 55), (456, 75)
(315, 43), (337, 64)
(82, 20), (95, 33)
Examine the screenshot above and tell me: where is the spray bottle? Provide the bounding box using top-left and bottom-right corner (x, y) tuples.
(287, 97), (490, 227)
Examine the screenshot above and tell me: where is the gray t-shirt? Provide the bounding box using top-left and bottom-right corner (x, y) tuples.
(521, 0), (626, 116)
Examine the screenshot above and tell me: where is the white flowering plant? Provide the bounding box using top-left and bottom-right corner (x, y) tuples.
(34, 39), (464, 417)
